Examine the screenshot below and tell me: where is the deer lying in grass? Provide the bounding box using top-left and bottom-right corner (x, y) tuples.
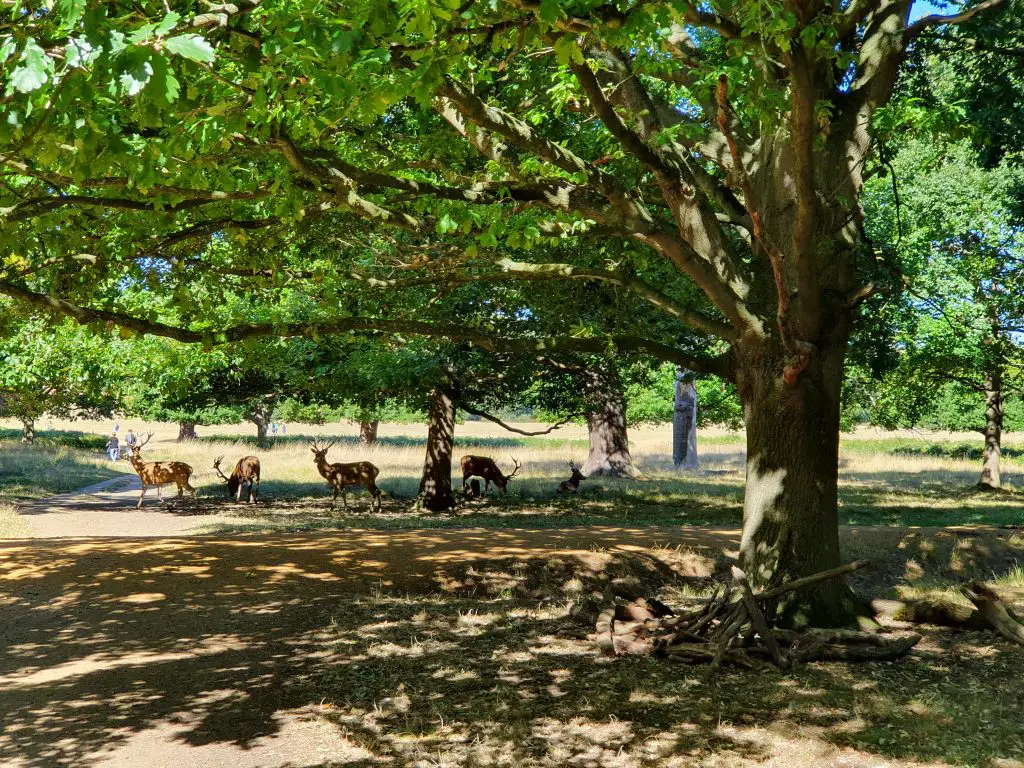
(213, 455), (261, 503)
(460, 455), (522, 495)
(128, 433), (196, 508)
(310, 439), (382, 510)
(557, 461), (585, 493)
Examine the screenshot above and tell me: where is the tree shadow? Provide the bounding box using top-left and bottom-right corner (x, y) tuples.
(1, 533), (1021, 767)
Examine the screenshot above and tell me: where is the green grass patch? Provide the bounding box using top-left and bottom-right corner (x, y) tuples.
(0, 442), (128, 503)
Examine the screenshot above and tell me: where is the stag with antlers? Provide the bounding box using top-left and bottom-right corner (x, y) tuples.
(557, 461), (585, 494)
(310, 439), (382, 510)
(213, 455), (261, 503)
(127, 433), (196, 508)
(460, 455), (522, 495)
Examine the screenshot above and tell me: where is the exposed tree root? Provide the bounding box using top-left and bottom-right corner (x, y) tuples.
(595, 560), (922, 671)
(872, 581), (1024, 646)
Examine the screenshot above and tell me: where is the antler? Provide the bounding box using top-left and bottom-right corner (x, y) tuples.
(507, 456), (522, 480)
(568, 461), (581, 472)
(136, 432), (153, 449)
(212, 456), (230, 482)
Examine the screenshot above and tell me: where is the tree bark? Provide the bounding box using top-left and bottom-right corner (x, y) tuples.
(418, 387), (457, 511)
(20, 417), (35, 443)
(582, 367), (637, 477)
(359, 419), (379, 446)
(255, 419), (269, 446)
(735, 332), (867, 628)
(177, 421), (198, 442)
(978, 368), (1002, 490)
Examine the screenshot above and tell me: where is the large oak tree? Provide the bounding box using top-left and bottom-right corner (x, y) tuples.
(0, 0), (1010, 623)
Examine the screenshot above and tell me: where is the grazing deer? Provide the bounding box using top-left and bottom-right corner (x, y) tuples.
(127, 433), (196, 508)
(213, 455), (261, 503)
(310, 439), (382, 510)
(460, 455), (522, 494)
(557, 461), (585, 493)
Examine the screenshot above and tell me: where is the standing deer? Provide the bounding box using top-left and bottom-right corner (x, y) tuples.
(310, 439), (382, 510)
(127, 433), (196, 508)
(557, 461), (585, 493)
(213, 455), (261, 503)
(460, 455), (522, 495)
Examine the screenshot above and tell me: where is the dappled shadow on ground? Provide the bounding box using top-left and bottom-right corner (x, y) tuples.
(190, 471), (747, 532)
(0, 529), (1022, 767)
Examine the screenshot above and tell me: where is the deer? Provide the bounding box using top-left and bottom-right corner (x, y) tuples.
(127, 433), (196, 509)
(460, 455), (522, 495)
(557, 461), (585, 493)
(213, 455), (261, 503)
(310, 439), (382, 510)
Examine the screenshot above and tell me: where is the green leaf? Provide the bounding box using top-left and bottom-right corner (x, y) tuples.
(9, 40), (52, 94)
(0, 36), (16, 65)
(57, 0), (86, 28)
(154, 12), (180, 37)
(164, 34), (215, 63)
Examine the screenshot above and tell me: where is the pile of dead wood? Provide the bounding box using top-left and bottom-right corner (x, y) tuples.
(595, 560), (1024, 670)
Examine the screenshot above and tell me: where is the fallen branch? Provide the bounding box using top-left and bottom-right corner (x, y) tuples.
(594, 560), (921, 670)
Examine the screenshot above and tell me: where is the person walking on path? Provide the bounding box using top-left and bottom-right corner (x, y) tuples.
(124, 429), (137, 456)
(105, 433), (120, 463)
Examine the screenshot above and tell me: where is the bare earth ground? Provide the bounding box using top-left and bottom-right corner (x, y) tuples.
(3, 480), (1024, 767)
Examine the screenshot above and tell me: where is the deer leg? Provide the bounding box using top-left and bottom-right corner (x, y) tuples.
(137, 484), (147, 509)
(341, 488), (348, 509)
(332, 486), (338, 508)
(237, 483), (244, 502)
(157, 484), (164, 502)
(463, 473), (470, 491)
(252, 478), (259, 504)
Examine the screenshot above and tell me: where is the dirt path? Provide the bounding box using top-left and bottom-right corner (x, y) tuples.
(17, 476), (234, 538)
(5, 485), (1022, 768)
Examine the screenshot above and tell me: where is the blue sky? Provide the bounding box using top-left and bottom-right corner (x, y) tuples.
(909, 0), (953, 21)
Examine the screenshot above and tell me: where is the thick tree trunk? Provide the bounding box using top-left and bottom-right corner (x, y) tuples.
(359, 420), (379, 446)
(978, 369), (1003, 490)
(582, 367), (636, 477)
(418, 388), (457, 511)
(177, 421), (198, 442)
(735, 335), (865, 628)
(255, 420), (269, 446)
(20, 417), (35, 443)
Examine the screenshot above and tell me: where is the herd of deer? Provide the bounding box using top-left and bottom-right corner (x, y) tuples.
(124, 433), (586, 509)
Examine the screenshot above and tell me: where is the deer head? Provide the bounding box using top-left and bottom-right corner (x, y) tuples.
(493, 456), (522, 492)
(130, 432), (153, 457)
(309, 438), (337, 463)
(568, 461), (583, 479)
(507, 456), (522, 481)
(212, 456), (230, 482)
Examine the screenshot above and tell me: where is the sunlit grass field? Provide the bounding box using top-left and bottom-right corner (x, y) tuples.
(1, 417), (1022, 536)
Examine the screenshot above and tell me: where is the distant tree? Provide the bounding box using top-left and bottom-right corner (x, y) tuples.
(861, 140), (1024, 487)
(121, 339), (244, 441)
(0, 314), (118, 442)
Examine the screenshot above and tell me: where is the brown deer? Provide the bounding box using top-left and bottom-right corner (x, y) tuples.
(127, 433), (196, 508)
(310, 439), (382, 510)
(557, 461), (585, 493)
(460, 455), (522, 495)
(213, 455), (261, 503)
